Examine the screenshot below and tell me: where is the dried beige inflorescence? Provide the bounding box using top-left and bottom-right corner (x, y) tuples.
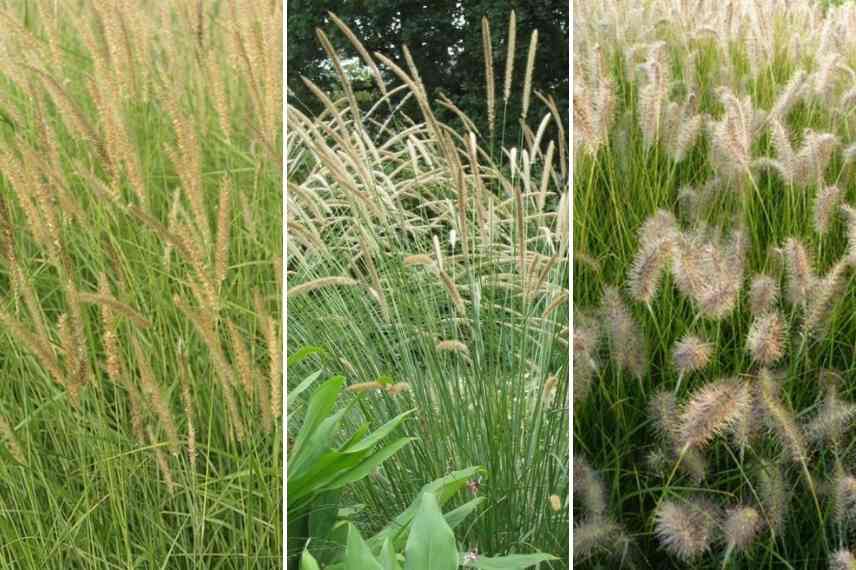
(831, 549), (856, 570)
(672, 335), (714, 375)
(815, 186), (843, 236)
(602, 287), (648, 379)
(680, 378), (752, 450)
(671, 227), (746, 320)
(654, 498), (719, 561)
(747, 310), (787, 366)
(782, 238), (817, 306)
(757, 369), (808, 464)
(722, 506), (762, 552)
(749, 274), (780, 316)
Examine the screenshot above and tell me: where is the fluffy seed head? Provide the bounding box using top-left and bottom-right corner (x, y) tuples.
(758, 369), (808, 463)
(815, 185), (843, 235)
(680, 379), (752, 449)
(723, 506), (762, 551)
(574, 458), (607, 517)
(759, 460), (789, 533)
(573, 518), (623, 562)
(747, 310), (786, 366)
(835, 474), (856, 525)
(627, 236), (674, 304)
(783, 238), (816, 306)
(672, 335), (714, 375)
(602, 287), (648, 379)
(831, 550), (856, 570)
(654, 499), (719, 561)
(749, 274), (779, 315)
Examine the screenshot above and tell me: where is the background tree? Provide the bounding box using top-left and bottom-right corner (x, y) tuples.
(287, 0), (569, 142)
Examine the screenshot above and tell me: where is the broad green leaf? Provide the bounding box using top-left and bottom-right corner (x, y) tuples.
(342, 409), (415, 453)
(288, 345), (325, 368)
(379, 538), (401, 570)
(290, 403), (351, 479)
(404, 493), (458, 570)
(288, 370), (324, 410)
(291, 377), (345, 457)
(344, 524), (384, 570)
(462, 553), (559, 569)
(300, 548), (321, 570)
(308, 489), (341, 548)
(329, 437), (415, 489)
(369, 466), (483, 550)
(445, 497), (484, 530)
(340, 421), (370, 450)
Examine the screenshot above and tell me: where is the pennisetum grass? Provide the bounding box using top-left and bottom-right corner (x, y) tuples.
(287, 10), (568, 562)
(0, 0), (282, 566)
(574, 0), (856, 566)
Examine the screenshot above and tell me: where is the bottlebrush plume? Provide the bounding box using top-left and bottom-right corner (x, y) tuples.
(637, 43), (669, 149)
(803, 259), (849, 337)
(747, 310), (786, 366)
(807, 376), (856, 446)
(650, 390), (708, 482)
(574, 458), (606, 517)
(654, 499), (719, 561)
(708, 88), (757, 180)
(835, 473), (856, 525)
(638, 209), (679, 248)
(602, 287), (648, 379)
(627, 236), (674, 304)
(759, 460), (789, 534)
(723, 506), (762, 551)
(672, 335), (714, 374)
(680, 378), (752, 449)
(573, 518), (624, 563)
(749, 274), (780, 315)
(842, 204), (856, 265)
(758, 369), (808, 463)
(782, 238), (816, 306)
(769, 69), (807, 122)
(831, 549), (856, 570)
(814, 185), (843, 235)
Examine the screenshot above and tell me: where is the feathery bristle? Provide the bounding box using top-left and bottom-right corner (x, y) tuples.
(573, 518), (623, 562)
(602, 287), (648, 379)
(759, 460), (789, 534)
(680, 379), (752, 449)
(627, 236), (673, 304)
(638, 209), (679, 248)
(672, 335), (714, 375)
(831, 549), (856, 570)
(834, 473), (856, 525)
(814, 185), (843, 235)
(749, 274), (780, 315)
(784, 237), (818, 305)
(758, 369), (808, 463)
(804, 259), (849, 337)
(723, 506), (762, 551)
(842, 204), (856, 265)
(574, 458), (606, 517)
(807, 378), (856, 446)
(654, 499), (719, 561)
(747, 310), (786, 366)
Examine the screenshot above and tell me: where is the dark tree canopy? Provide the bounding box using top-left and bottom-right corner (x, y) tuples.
(287, 1), (569, 137)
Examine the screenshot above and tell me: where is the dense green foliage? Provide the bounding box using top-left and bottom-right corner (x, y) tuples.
(574, 0), (856, 568)
(0, 2), (282, 567)
(288, 11), (569, 568)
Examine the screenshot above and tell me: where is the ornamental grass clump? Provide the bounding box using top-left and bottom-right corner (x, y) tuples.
(575, 0), (856, 566)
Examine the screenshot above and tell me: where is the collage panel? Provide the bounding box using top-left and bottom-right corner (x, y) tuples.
(0, 1), (283, 568)
(574, 0), (856, 568)
(286, 2), (570, 569)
